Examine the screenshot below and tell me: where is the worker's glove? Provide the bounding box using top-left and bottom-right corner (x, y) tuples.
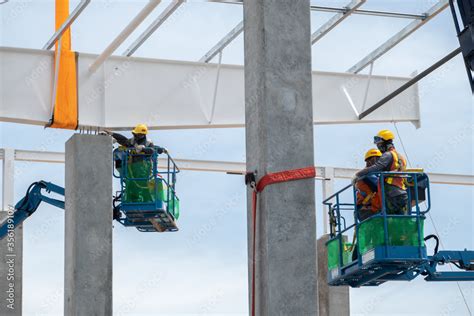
(99, 130), (112, 136)
(157, 147), (168, 154)
(135, 144), (145, 153)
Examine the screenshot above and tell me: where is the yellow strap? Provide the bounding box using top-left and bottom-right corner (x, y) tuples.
(50, 0), (78, 130)
(391, 151), (400, 170)
(348, 230), (357, 252)
(387, 150), (406, 189)
(406, 168), (424, 173)
(386, 151), (398, 185)
(362, 192), (375, 205)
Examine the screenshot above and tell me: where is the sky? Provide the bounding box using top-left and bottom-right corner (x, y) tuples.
(1, 0), (474, 315)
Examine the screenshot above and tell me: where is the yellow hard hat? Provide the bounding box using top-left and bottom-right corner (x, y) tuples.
(364, 148), (382, 161)
(374, 129), (395, 143)
(132, 124), (148, 135)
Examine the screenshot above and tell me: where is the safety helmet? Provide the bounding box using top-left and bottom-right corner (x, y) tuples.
(374, 129), (395, 144)
(132, 124), (148, 135)
(364, 148), (382, 161)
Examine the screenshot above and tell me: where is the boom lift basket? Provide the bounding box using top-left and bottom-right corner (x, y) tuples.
(324, 172), (474, 287)
(113, 147), (180, 233)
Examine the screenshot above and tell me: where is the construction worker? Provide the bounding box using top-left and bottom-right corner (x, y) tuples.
(104, 124), (166, 155)
(355, 149), (382, 221)
(355, 129), (408, 215)
(103, 124), (167, 166)
(103, 124), (167, 203)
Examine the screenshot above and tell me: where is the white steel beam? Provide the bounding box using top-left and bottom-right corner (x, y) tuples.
(311, 0), (365, 45)
(321, 167), (335, 235)
(347, 0), (449, 74)
(199, 20), (243, 63)
(123, 0), (184, 57)
(89, 0), (161, 72)
(43, 0), (91, 50)
(1, 149), (473, 186)
(14, 150), (65, 164)
(1, 149), (14, 211)
(0, 148), (22, 315)
(0, 46), (421, 129)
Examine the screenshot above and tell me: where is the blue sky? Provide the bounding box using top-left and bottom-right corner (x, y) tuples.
(1, 1), (473, 315)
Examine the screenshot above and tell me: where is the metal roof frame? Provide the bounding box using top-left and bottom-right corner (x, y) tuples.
(38, 0), (449, 77)
(5, 0), (456, 131)
(199, 20), (243, 63)
(123, 0), (184, 57)
(209, 0), (427, 20)
(43, 0), (91, 50)
(89, 0), (162, 72)
(347, 0), (449, 73)
(311, 0), (365, 45)
(200, 0), (447, 66)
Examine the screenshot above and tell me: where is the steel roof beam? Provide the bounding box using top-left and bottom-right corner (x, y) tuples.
(89, 0), (161, 73)
(347, 0), (449, 74)
(311, 5), (425, 20)
(207, 0), (425, 20)
(0, 46), (422, 129)
(358, 47), (461, 120)
(43, 0), (91, 50)
(199, 20), (243, 63)
(123, 0), (184, 57)
(311, 0), (365, 45)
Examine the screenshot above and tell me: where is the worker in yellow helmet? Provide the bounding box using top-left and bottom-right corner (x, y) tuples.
(355, 130), (408, 215)
(355, 149), (382, 221)
(102, 124), (167, 172)
(103, 124), (168, 211)
(103, 124), (166, 155)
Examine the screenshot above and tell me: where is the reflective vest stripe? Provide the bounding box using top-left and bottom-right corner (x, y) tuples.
(385, 149), (406, 190)
(362, 192), (376, 205)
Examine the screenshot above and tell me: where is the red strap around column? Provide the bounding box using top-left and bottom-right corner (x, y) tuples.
(250, 166), (316, 316)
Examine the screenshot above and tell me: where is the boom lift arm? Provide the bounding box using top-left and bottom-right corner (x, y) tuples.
(0, 181), (65, 240)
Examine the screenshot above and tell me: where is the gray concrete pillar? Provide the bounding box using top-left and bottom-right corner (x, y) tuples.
(64, 135), (113, 316)
(0, 148), (22, 315)
(244, 1), (318, 314)
(317, 235), (350, 316)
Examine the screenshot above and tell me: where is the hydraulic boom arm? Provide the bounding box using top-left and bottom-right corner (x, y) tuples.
(0, 181), (65, 240)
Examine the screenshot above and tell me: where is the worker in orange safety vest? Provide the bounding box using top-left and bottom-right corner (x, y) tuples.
(355, 130), (408, 215)
(355, 149), (383, 221)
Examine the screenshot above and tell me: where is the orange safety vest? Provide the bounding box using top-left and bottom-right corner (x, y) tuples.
(356, 181), (382, 212)
(385, 148), (407, 190)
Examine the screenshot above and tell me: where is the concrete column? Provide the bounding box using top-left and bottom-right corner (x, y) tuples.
(317, 235), (350, 316)
(64, 135), (113, 316)
(0, 148), (22, 315)
(244, 1), (318, 314)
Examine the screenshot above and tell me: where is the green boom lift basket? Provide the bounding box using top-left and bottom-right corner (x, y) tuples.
(358, 216), (425, 255)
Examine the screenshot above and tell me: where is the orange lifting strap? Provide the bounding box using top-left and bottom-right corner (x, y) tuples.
(49, 0), (78, 130)
(249, 166), (317, 316)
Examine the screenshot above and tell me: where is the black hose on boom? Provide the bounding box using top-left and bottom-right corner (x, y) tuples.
(424, 234), (440, 255)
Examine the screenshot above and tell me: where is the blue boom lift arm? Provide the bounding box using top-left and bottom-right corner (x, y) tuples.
(0, 181), (65, 240)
